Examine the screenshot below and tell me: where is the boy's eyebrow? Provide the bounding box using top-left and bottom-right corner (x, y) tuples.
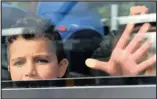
(33, 54), (55, 59)
(11, 57), (25, 62)
(34, 55), (52, 58)
(33, 52), (54, 56)
(10, 52), (54, 61)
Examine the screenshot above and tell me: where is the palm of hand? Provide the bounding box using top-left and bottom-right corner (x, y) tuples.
(86, 5), (156, 76)
(108, 48), (140, 76)
(86, 23), (156, 76)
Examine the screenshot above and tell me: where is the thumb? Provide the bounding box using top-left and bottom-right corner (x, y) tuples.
(85, 58), (109, 72)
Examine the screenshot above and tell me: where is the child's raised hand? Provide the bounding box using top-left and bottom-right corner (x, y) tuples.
(85, 6), (156, 76)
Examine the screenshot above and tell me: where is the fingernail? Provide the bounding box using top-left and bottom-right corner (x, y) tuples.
(85, 58), (97, 68)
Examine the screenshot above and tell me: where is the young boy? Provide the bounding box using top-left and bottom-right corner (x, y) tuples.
(6, 16), (69, 81)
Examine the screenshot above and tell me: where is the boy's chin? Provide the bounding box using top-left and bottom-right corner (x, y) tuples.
(13, 77), (57, 81)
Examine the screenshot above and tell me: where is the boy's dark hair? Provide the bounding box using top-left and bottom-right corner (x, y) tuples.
(6, 16), (66, 62)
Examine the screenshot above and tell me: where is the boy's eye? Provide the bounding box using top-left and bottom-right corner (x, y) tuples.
(13, 61), (25, 67)
(35, 59), (49, 64)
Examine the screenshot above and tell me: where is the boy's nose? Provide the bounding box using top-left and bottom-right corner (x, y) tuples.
(24, 61), (37, 77)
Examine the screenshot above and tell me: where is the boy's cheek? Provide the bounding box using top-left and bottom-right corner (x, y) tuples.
(9, 63), (60, 80)
(10, 69), (23, 80)
(36, 63), (59, 79)
(37, 67), (58, 79)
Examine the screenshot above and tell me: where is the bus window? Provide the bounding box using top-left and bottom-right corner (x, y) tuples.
(2, 1), (156, 87)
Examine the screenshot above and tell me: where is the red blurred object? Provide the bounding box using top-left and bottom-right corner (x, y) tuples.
(58, 26), (67, 32)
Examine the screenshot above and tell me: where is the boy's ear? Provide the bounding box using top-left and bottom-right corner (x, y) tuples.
(58, 59), (69, 78)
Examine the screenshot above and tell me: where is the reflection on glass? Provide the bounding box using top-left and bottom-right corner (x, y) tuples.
(2, 1), (156, 84)
(2, 76), (156, 88)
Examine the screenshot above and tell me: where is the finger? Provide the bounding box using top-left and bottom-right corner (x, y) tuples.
(138, 6), (148, 15)
(130, 6), (140, 15)
(136, 54), (156, 74)
(125, 23), (151, 53)
(132, 38), (151, 62)
(116, 23), (135, 49)
(85, 58), (110, 73)
(130, 6), (148, 15)
(140, 6), (148, 14)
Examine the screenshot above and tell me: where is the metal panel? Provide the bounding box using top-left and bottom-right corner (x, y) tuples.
(2, 85), (156, 98)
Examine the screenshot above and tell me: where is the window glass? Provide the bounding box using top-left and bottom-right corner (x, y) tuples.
(2, 1), (156, 87)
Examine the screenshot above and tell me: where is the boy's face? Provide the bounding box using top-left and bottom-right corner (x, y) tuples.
(8, 36), (68, 81)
